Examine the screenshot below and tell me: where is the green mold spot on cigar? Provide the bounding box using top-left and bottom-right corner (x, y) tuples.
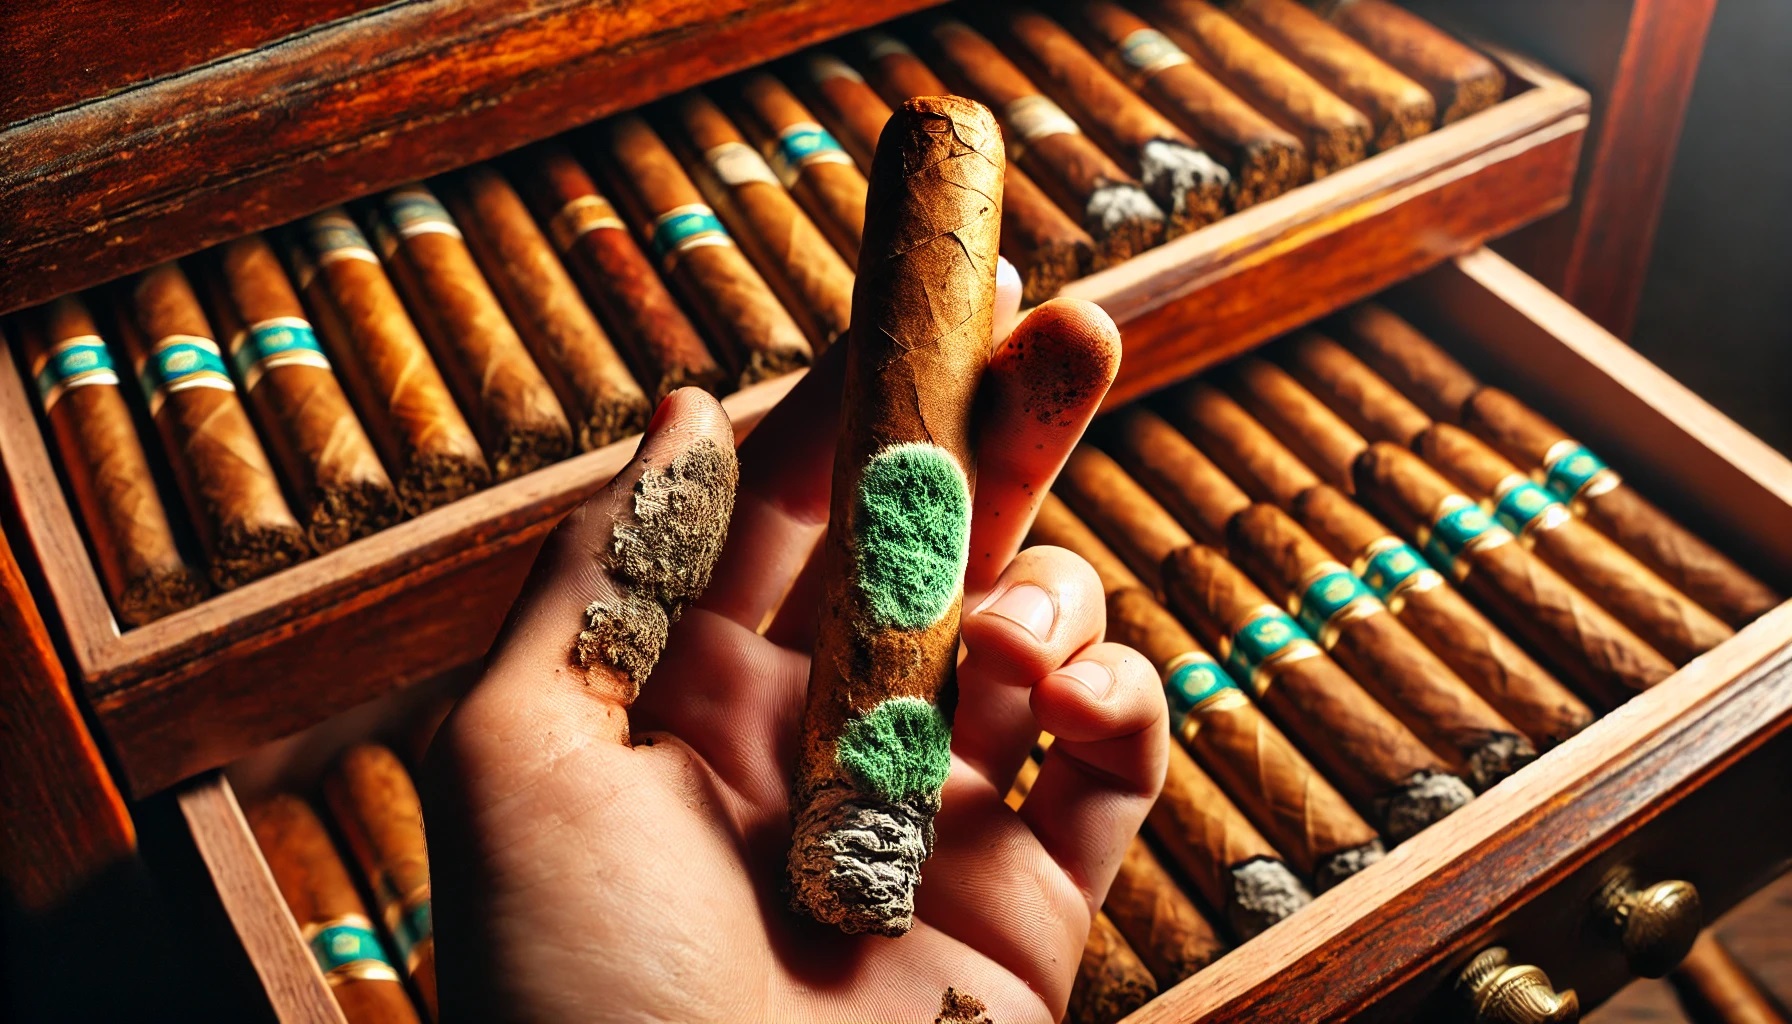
(836, 697), (953, 803)
(853, 442), (971, 631)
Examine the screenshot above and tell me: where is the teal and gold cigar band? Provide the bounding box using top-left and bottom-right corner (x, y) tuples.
(1540, 439), (1622, 509)
(383, 187), (462, 243)
(302, 914), (402, 986)
(33, 335), (119, 412)
(138, 335), (234, 416)
(1114, 28), (1194, 83)
(1417, 494), (1513, 581)
(1218, 605), (1322, 695)
(1163, 651), (1247, 742)
(228, 317), (331, 392)
(1488, 474), (1572, 546)
(379, 886), (433, 974)
(768, 121), (853, 188)
(549, 194), (627, 254)
(1352, 535), (1443, 614)
(304, 209), (379, 268)
(1289, 562), (1383, 650)
(650, 204), (733, 270)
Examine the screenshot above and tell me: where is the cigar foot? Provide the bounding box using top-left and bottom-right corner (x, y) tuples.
(1234, 139), (1309, 208)
(1084, 183), (1167, 266)
(787, 785), (935, 936)
(1312, 839), (1386, 892)
(306, 479), (404, 553)
(488, 424), (575, 482)
(1139, 139), (1229, 235)
(1227, 857), (1313, 940)
(1014, 240), (1092, 305)
(213, 522), (311, 590)
(402, 450), (491, 515)
(120, 567), (209, 626)
(1379, 770), (1473, 844)
(1462, 733), (1538, 793)
(575, 395), (653, 452)
(737, 346), (814, 390)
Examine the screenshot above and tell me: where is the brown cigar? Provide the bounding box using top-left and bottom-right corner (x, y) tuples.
(1224, 358), (1366, 492)
(365, 183), (573, 481)
(1060, 0), (1307, 208)
(1355, 442), (1675, 703)
(13, 298), (207, 624)
(1224, 0), (1434, 151)
(504, 142), (728, 400)
(662, 90), (855, 352)
(786, 97), (1002, 936)
(1417, 423), (1732, 664)
(720, 71), (869, 267)
(984, 6), (1230, 237)
(1326, 0), (1505, 124)
(1669, 932), (1790, 1024)
(915, 16), (1168, 266)
(1068, 911), (1159, 1024)
(441, 166), (650, 451)
(785, 50), (889, 175)
(1278, 329), (1431, 447)
(247, 796), (422, 1024)
(1335, 302), (1480, 422)
(116, 265), (310, 590)
(1028, 493), (1146, 594)
(324, 746), (436, 1020)
(1162, 543), (1473, 841)
(1462, 387), (1780, 629)
(1104, 407), (1250, 546)
(1136, 0), (1370, 177)
(1160, 380), (1321, 508)
(1227, 503), (1535, 789)
(1056, 445), (1195, 591)
(285, 209), (490, 514)
(588, 115), (814, 390)
(850, 30), (1096, 302)
(197, 237), (401, 551)
(1293, 484), (1594, 748)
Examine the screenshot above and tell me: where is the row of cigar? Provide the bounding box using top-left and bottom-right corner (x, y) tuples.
(1025, 304), (1779, 1022)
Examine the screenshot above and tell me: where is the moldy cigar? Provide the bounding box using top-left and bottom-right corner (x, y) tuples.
(286, 208), (490, 514)
(1056, 445), (1195, 591)
(366, 183), (573, 481)
(1162, 543), (1473, 841)
(1326, 0), (1506, 124)
(117, 264), (310, 590)
(442, 165), (650, 451)
(588, 115), (814, 390)
(1105, 836), (1228, 985)
(1223, 358), (1366, 492)
(852, 30), (1095, 302)
(198, 236), (401, 551)
(1417, 423), (1732, 665)
(1068, 911), (1159, 1024)
(1028, 493), (1146, 595)
(247, 796), (421, 1024)
(1137, 0), (1371, 177)
(1227, 502), (1535, 789)
(325, 745), (437, 1020)
(1160, 380), (1321, 508)
(915, 16), (1167, 266)
(1355, 442), (1675, 703)
(1061, 0), (1307, 208)
(1104, 406), (1251, 546)
(13, 298), (207, 624)
(504, 142), (728, 400)
(663, 90), (855, 352)
(1335, 302), (1481, 422)
(1224, 0), (1435, 151)
(1294, 483), (1595, 748)
(722, 70), (868, 266)
(984, 6), (1230, 237)
(1278, 329), (1432, 447)
(786, 96), (1003, 936)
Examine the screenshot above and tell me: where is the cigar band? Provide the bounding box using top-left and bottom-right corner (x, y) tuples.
(1163, 652), (1247, 740)
(550, 194), (628, 252)
(650, 204), (732, 270)
(768, 122), (853, 187)
(33, 335), (120, 412)
(705, 141), (782, 190)
(229, 317), (331, 391)
(1218, 605), (1321, 695)
(807, 53), (864, 85)
(1290, 562), (1383, 649)
(862, 32), (913, 62)
(1418, 494), (1513, 580)
(1540, 440), (1622, 507)
(1353, 536), (1443, 612)
(1489, 474), (1571, 545)
(383, 187), (463, 244)
(138, 336), (234, 415)
(1114, 29), (1193, 84)
(302, 914), (401, 985)
(1003, 96), (1081, 159)
(379, 886), (433, 971)
(304, 210), (379, 270)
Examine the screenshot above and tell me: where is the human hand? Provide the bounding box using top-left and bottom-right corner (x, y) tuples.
(423, 269), (1169, 1023)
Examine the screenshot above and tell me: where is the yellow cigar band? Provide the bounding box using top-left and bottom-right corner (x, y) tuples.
(550, 194), (627, 253)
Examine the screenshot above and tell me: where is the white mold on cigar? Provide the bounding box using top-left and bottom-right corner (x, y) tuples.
(1139, 138), (1229, 219)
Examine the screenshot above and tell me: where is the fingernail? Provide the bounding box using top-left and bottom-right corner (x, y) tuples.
(646, 393), (676, 434)
(1055, 660), (1114, 699)
(996, 255), (1022, 294)
(977, 583), (1055, 640)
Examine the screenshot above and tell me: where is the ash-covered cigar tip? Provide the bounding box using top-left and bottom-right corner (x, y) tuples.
(1313, 840), (1386, 892)
(788, 787), (935, 936)
(1381, 770), (1473, 843)
(1138, 138), (1230, 217)
(1229, 858), (1313, 940)
(1462, 733), (1537, 792)
(1086, 182), (1165, 246)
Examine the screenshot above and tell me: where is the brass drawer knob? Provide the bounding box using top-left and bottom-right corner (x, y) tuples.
(1595, 867), (1702, 977)
(1458, 946), (1580, 1024)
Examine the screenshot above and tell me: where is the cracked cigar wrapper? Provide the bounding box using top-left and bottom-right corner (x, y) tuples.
(1325, 0), (1505, 124)
(287, 208), (489, 514)
(723, 71), (868, 267)
(1162, 544), (1472, 842)
(1355, 443), (1674, 703)
(1057, 445), (1195, 591)
(786, 96), (1002, 936)
(1069, 911), (1159, 1024)
(200, 236), (400, 552)
(590, 115), (813, 390)
(1227, 503), (1535, 790)
(1164, 379), (1322, 508)
(367, 183), (573, 481)
(15, 298), (206, 624)
(1106, 407), (1251, 546)
(118, 264), (310, 590)
(249, 796), (422, 1024)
